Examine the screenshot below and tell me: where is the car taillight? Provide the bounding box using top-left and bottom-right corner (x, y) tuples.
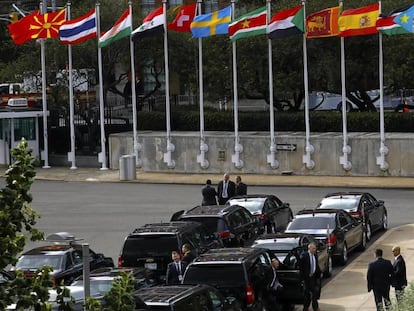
(118, 256), (123, 267)
(326, 234), (337, 247)
(258, 214), (267, 220)
(350, 211), (364, 219)
(246, 284), (255, 305)
(219, 230), (231, 238)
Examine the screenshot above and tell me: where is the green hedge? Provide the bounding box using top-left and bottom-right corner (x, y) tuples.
(137, 111), (414, 132)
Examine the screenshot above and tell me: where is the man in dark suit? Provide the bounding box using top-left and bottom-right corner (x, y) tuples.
(201, 179), (217, 205)
(181, 243), (196, 264)
(299, 243), (321, 311)
(367, 248), (393, 311)
(217, 173), (236, 205)
(391, 245), (407, 303)
(235, 175), (247, 196)
(166, 251), (187, 285)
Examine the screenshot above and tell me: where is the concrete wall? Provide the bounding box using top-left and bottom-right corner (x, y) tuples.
(109, 131), (414, 176)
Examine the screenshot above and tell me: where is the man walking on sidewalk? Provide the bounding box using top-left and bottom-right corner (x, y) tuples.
(367, 248), (393, 311)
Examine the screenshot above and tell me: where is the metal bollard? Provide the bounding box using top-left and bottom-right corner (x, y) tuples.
(119, 155), (137, 181)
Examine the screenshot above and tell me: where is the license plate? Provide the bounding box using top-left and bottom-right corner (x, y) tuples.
(145, 263), (157, 270)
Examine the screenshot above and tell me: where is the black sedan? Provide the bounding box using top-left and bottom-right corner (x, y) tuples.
(227, 194), (293, 234)
(317, 192), (388, 241)
(285, 209), (366, 265)
(252, 232), (332, 278)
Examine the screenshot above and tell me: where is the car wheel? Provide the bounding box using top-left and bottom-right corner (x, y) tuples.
(339, 243), (348, 266)
(323, 255), (332, 278)
(382, 213), (388, 230)
(358, 230), (367, 251)
(365, 222), (372, 241)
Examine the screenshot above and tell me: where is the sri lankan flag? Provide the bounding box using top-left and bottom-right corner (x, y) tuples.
(306, 6), (340, 38)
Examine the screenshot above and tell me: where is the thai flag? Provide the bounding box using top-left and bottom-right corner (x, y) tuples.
(59, 9), (96, 45)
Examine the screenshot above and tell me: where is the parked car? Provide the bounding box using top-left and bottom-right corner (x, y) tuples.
(317, 192), (388, 241)
(171, 205), (260, 247)
(252, 232), (332, 278)
(134, 284), (241, 310)
(285, 209), (366, 265)
(10, 232), (114, 285)
(182, 247), (273, 310)
(70, 267), (157, 294)
(227, 194), (293, 234)
(118, 221), (222, 282)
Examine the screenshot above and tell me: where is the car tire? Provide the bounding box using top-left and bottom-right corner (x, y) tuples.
(339, 243), (348, 266)
(358, 230), (367, 251)
(365, 222), (372, 241)
(382, 213), (388, 230)
(323, 255), (332, 278)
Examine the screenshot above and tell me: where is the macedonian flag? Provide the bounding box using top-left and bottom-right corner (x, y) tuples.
(7, 9), (66, 45)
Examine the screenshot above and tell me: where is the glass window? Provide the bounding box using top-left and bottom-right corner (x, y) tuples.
(183, 264), (244, 285)
(14, 118), (36, 140)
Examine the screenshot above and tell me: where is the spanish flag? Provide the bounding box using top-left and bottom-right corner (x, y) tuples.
(338, 3), (379, 37)
(306, 6), (340, 38)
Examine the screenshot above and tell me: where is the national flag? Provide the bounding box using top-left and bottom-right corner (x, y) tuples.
(59, 9), (96, 45)
(306, 6), (340, 38)
(190, 5), (231, 38)
(338, 3), (379, 37)
(228, 6), (267, 41)
(267, 5), (304, 40)
(131, 7), (164, 41)
(376, 7), (412, 36)
(393, 5), (414, 33)
(7, 10), (39, 44)
(99, 8), (131, 48)
(31, 9), (66, 40)
(168, 4), (196, 32)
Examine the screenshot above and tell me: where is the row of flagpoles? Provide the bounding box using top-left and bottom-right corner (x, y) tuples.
(6, 0), (414, 170)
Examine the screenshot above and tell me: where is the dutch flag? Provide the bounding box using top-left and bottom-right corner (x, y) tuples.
(59, 9), (96, 45)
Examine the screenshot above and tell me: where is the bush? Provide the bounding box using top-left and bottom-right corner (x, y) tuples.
(390, 283), (414, 310)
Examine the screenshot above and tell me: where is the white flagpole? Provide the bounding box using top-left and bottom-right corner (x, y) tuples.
(231, 0), (243, 169)
(39, 1), (50, 168)
(338, 0), (352, 171)
(96, 3), (108, 170)
(266, 0), (279, 169)
(66, 2), (77, 169)
(128, 1), (142, 168)
(195, 0), (209, 169)
(376, 0), (389, 170)
(301, 0), (314, 169)
(162, 0), (175, 168)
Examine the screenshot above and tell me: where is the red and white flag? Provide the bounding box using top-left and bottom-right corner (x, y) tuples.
(168, 4), (196, 32)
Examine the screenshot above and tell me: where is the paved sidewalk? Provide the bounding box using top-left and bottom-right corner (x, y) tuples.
(30, 166), (414, 189)
(16, 167), (414, 310)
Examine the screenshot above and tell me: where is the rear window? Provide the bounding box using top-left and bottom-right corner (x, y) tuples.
(319, 197), (358, 210)
(181, 217), (228, 235)
(184, 264), (245, 285)
(123, 236), (178, 256)
(287, 217), (335, 230)
(229, 199), (264, 214)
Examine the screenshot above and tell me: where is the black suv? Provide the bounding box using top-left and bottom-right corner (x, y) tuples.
(11, 232), (114, 285)
(118, 222), (222, 282)
(171, 205), (260, 247)
(182, 248), (273, 310)
(134, 284), (241, 310)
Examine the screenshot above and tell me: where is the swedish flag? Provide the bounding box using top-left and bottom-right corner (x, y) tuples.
(190, 6), (231, 38)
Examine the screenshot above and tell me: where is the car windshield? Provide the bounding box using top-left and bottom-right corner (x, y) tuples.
(228, 199), (264, 214)
(16, 255), (62, 270)
(123, 236), (178, 256)
(71, 277), (114, 294)
(181, 217), (228, 235)
(319, 197), (358, 210)
(184, 264), (245, 286)
(287, 217), (336, 230)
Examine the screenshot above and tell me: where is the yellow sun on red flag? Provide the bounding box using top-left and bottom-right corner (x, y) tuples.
(30, 9), (66, 39)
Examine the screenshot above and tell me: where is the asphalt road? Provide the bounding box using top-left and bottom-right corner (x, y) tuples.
(3, 179), (411, 264)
